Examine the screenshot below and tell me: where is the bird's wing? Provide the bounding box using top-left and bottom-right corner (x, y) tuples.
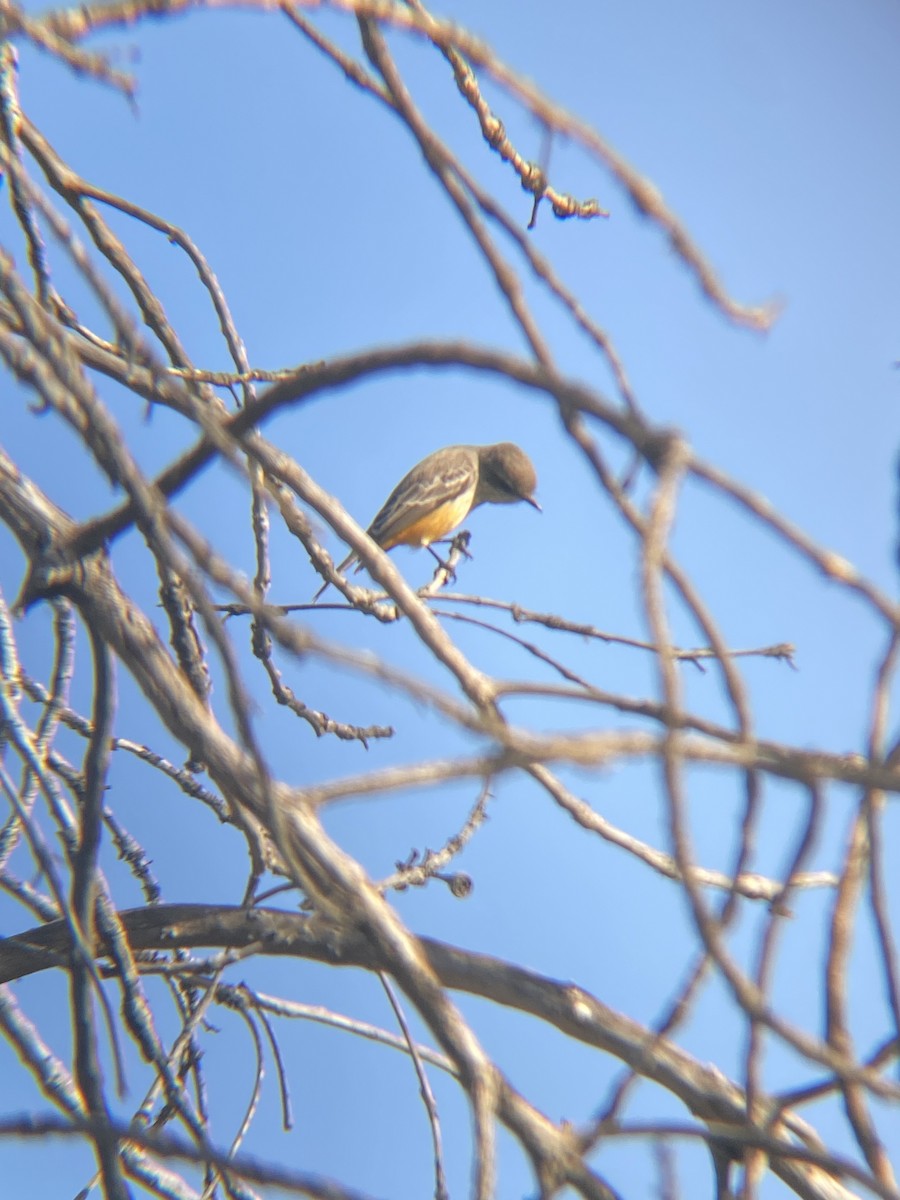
(368, 455), (475, 547)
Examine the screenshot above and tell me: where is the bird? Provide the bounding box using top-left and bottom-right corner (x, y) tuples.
(314, 442), (540, 598)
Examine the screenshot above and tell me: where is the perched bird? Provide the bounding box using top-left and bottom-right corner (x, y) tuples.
(314, 442), (540, 598)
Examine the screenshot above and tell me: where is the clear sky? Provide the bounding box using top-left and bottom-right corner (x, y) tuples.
(1, 1), (899, 1197)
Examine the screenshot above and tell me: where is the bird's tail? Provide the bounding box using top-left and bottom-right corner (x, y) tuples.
(312, 550), (358, 602)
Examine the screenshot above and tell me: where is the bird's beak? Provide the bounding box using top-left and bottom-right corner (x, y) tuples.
(526, 496), (542, 512)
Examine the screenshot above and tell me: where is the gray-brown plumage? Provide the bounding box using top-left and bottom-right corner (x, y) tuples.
(314, 442), (539, 597)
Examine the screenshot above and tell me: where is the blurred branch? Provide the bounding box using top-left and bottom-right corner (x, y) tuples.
(0, 1), (894, 1194)
(32, 0), (778, 328)
(0, 903), (875, 1200)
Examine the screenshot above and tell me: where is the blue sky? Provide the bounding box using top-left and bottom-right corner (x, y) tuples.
(1, 1), (899, 1197)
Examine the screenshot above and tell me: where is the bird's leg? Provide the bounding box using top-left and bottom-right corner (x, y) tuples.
(428, 531), (473, 565)
(426, 543), (457, 583)
(450, 530), (473, 561)
(425, 532), (473, 585)
(420, 535), (472, 595)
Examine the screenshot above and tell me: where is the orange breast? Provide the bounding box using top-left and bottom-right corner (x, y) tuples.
(381, 493), (474, 550)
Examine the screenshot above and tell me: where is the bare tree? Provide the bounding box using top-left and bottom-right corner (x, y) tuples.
(0, 4), (897, 1200)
